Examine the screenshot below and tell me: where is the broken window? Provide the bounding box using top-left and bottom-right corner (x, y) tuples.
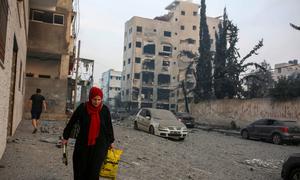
(30, 9), (64, 25)
(158, 74), (170, 85)
(163, 60), (170, 66)
(142, 72), (154, 86)
(0, 0), (8, 65)
(136, 41), (142, 48)
(132, 87), (139, 100)
(143, 43), (155, 55)
(156, 103), (169, 110)
(164, 31), (171, 37)
(134, 73), (140, 79)
(142, 59), (155, 70)
(54, 14), (64, 25)
(137, 26), (142, 32)
(135, 57), (141, 63)
(141, 87), (153, 101)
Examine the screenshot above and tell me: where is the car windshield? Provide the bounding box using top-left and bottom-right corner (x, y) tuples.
(150, 109), (177, 120)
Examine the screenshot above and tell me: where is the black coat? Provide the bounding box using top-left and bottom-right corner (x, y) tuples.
(63, 103), (114, 180)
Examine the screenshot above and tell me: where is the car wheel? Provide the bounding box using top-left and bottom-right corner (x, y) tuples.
(272, 133), (282, 145)
(241, 130), (249, 139)
(149, 126), (155, 135)
(289, 168), (300, 180)
(134, 121), (138, 130)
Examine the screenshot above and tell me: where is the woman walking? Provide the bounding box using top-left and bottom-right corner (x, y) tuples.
(62, 87), (114, 180)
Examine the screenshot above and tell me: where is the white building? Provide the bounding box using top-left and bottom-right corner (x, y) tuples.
(100, 69), (122, 111)
(273, 59), (300, 81)
(121, 0), (220, 112)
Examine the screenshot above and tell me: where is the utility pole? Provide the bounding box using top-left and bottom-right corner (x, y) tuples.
(73, 40), (81, 110)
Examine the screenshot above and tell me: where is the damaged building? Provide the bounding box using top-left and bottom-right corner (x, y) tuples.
(24, 0), (76, 120)
(0, 0), (29, 158)
(121, 0), (220, 112)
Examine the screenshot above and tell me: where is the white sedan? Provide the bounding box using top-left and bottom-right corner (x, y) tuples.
(134, 108), (188, 140)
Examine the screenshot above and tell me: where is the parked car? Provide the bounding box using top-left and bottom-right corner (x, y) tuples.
(175, 112), (195, 128)
(240, 119), (300, 145)
(281, 153), (300, 180)
(134, 108), (188, 140)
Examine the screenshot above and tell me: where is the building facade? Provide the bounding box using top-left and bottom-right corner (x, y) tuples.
(101, 69), (122, 112)
(0, 0), (29, 158)
(121, 0), (220, 112)
(24, 0), (76, 120)
(273, 59), (300, 81)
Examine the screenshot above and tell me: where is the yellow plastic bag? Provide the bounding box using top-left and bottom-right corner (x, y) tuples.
(100, 148), (123, 179)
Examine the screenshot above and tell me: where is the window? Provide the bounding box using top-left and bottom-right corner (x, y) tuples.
(180, 25), (185, 30)
(129, 27), (132, 34)
(122, 76), (125, 80)
(181, 11), (185, 15)
(31, 9), (64, 25)
(278, 68), (281, 73)
(164, 31), (171, 37)
(175, 18), (178, 21)
(124, 46), (126, 51)
(136, 41), (142, 48)
(128, 58), (131, 64)
(135, 57), (141, 63)
(126, 89), (129, 95)
(54, 14), (64, 25)
(193, 25), (197, 30)
(193, 11), (197, 16)
(136, 26), (142, 32)
(128, 42), (131, 48)
(153, 29), (157, 32)
(143, 43), (155, 55)
(134, 73), (140, 79)
(163, 46), (172, 52)
(110, 76), (113, 79)
(123, 61), (125, 66)
(127, 74), (130, 80)
(0, 0), (8, 66)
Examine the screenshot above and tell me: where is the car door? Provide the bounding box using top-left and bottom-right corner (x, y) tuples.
(260, 119), (276, 138)
(251, 119), (268, 138)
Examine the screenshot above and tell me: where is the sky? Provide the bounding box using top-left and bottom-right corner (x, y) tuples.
(77, 0), (300, 85)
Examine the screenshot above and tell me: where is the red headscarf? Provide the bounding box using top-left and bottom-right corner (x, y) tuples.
(86, 87), (103, 146)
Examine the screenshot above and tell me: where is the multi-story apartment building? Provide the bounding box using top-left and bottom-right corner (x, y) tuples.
(101, 69), (122, 112)
(24, 0), (76, 120)
(0, 0), (29, 158)
(121, 0), (220, 112)
(273, 59), (300, 81)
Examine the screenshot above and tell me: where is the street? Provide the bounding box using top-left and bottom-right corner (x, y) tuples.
(0, 118), (299, 180)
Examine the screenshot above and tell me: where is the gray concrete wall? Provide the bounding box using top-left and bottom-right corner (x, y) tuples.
(0, 0), (29, 159)
(24, 78), (68, 120)
(191, 98), (300, 128)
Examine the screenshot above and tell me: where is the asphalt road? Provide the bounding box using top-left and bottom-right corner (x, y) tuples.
(0, 118), (299, 180)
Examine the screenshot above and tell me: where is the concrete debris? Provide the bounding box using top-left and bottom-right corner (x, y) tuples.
(241, 159), (283, 169)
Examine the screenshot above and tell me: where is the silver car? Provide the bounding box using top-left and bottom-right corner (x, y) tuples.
(134, 108), (188, 140)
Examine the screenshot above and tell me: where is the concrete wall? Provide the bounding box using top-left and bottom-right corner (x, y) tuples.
(0, 0), (29, 159)
(191, 98), (300, 128)
(24, 78), (68, 120)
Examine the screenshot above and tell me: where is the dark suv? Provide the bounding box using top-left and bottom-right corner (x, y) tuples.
(240, 119), (300, 144)
(175, 112), (195, 128)
(281, 153), (300, 180)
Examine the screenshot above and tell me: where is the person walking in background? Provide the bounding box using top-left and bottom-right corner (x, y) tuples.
(62, 86), (115, 180)
(29, 88), (47, 134)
